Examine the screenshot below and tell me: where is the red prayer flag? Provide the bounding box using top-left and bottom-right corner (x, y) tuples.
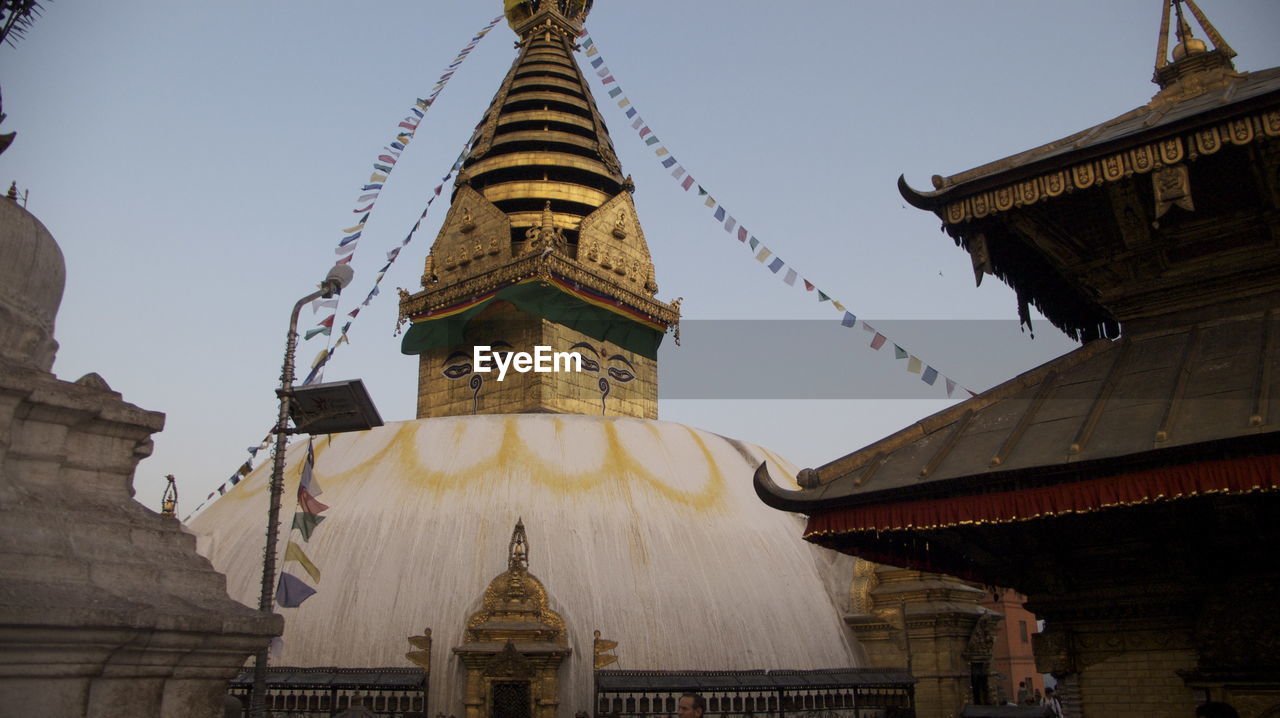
(870, 333), (887, 350)
(298, 487), (329, 515)
(681, 175), (694, 191)
(803, 280), (815, 292)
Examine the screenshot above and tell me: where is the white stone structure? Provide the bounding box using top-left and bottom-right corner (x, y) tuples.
(191, 415), (863, 717)
(0, 198), (279, 718)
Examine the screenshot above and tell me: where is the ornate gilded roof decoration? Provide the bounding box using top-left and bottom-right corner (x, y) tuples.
(405, 628), (432, 671)
(592, 630), (618, 670)
(525, 202), (566, 255)
(160, 474), (178, 518)
(509, 517), (529, 571)
(505, 0), (593, 39)
(454, 520), (570, 718)
(1153, 0), (1237, 94)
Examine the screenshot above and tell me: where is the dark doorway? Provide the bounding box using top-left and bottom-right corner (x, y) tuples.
(491, 681), (531, 718)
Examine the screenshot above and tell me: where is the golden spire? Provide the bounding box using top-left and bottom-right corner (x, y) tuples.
(508, 518), (529, 571)
(396, 0), (678, 421)
(1153, 0), (1237, 91)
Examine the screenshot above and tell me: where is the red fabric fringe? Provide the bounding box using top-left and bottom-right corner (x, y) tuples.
(805, 453), (1280, 537)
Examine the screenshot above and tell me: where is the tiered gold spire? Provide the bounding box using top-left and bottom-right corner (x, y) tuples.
(399, 0), (678, 420)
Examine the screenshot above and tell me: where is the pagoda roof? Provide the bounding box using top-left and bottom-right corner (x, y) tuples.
(899, 65), (1280, 217)
(756, 307), (1280, 532)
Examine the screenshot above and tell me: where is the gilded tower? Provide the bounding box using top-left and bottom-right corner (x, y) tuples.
(399, 0), (678, 420)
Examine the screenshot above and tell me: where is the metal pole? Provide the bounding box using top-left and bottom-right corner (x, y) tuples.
(249, 285), (329, 717)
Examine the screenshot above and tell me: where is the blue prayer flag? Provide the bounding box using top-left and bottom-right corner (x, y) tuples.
(922, 366), (939, 385)
(841, 311), (856, 327)
(276, 572), (316, 608)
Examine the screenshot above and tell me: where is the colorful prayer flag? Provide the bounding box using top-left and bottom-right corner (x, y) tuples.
(768, 257), (784, 273)
(871, 333), (887, 350)
(713, 206), (726, 222)
(680, 175), (694, 191)
(907, 356), (923, 374)
(300, 439), (322, 497)
(803, 280), (815, 292)
(818, 291), (831, 302)
(893, 345), (908, 359)
(922, 366), (939, 385)
(298, 487), (329, 516)
(945, 378), (957, 397)
(285, 541), (322, 583)
(276, 572), (316, 608)
(749, 237), (760, 250)
(832, 301), (846, 312)
(755, 248), (772, 263)
(841, 311), (856, 327)
(292, 512), (326, 541)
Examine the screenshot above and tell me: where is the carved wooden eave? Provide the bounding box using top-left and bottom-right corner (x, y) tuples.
(896, 64), (1280, 342)
(400, 252), (680, 328)
(899, 97), (1280, 224)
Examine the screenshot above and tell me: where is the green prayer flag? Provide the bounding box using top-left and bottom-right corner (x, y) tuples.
(748, 237), (760, 250)
(292, 511), (326, 541)
(894, 345), (908, 359)
(818, 291), (831, 302)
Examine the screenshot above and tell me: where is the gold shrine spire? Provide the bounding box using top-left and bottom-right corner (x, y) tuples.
(508, 518), (529, 571)
(1152, 0), (1238, 93)
(397, 0), (677, 420)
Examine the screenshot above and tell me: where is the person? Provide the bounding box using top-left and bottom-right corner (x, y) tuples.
(1016, 681), (1032, 706)
(1196, 702), (1240, 718)
(1041, 687), (1063, 718)
(677, 693), (706, 718)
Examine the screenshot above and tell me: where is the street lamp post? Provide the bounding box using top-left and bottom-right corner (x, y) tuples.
(248, 263), (354, 717)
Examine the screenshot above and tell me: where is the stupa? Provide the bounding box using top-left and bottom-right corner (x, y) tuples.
(190, 2), (869, 715)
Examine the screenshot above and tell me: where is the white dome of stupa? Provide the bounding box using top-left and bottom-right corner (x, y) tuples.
(190, 414), (861, 715)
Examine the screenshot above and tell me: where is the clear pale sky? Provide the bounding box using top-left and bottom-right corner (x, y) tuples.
(4, 1), (1278, 515)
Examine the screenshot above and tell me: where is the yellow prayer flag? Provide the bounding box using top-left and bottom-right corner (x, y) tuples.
(704, 196), (716, 208)
(832, 301), (846, 312)
(310, 349), (328, 370)
(756, 248), (773, 263)
(342, 222), (365, 234)
(285, 541), (322, 583)
(907, 356), (923, 374)
(369, 172), (388, 183)
(618, 99), (631, 108)
(586, 46), (599, 57)
(655, 148), (669, 157)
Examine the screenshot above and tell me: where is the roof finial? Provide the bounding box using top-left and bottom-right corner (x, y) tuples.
(1152, 0), (1237, 91)
(508, 518), (529, 571)
(161, 474), (178, 518)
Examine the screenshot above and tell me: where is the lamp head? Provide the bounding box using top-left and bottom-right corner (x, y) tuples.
(321, 263), (354, 297)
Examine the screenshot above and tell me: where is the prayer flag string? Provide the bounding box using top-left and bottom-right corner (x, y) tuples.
(578, 30), (974, 399)
(304, 14), (504, 345)
(183, 17), (501, 521)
